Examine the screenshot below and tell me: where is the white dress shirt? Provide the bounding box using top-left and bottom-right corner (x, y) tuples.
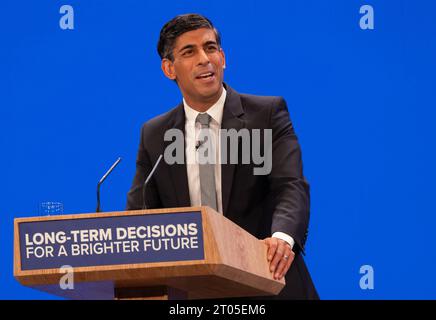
(183, 87), (295, 249)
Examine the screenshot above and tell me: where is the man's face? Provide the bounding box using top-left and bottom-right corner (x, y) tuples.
(162, 28), (226, 108)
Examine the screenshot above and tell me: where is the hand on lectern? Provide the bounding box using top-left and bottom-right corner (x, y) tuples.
(263, 237), (295, 280)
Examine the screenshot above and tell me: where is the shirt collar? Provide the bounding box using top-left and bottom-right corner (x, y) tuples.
(183, 87), (227, 126)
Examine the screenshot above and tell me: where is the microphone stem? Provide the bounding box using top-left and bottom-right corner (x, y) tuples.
(96, 157), (122, 213)
(142, 154), (163, 210)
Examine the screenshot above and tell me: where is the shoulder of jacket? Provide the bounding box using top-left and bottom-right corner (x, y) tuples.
(140, 104), (181, 133)
(239, 93), (285, 111)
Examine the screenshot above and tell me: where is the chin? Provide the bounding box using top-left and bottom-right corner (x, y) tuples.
(198, 83), (221, 97)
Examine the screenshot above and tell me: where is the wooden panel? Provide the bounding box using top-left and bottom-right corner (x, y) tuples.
(203, 207), (284, 294)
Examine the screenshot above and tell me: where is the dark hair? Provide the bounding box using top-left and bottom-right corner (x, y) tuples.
(157, 13), (221, 61)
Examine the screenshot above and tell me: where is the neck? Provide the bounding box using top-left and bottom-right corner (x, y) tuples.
(183, 86), (223, 112)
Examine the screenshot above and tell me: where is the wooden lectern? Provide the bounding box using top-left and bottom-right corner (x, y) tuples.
(14, 206), (284, 300)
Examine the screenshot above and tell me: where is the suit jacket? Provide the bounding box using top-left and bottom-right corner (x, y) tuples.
(126, 83), (319, 299)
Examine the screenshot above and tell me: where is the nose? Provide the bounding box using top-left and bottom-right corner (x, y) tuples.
(196, 48), (210, 66)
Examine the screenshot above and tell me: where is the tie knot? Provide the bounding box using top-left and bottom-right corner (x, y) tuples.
(196, 113), (212, 127)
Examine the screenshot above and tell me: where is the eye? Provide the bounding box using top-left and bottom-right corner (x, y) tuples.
(182, 49), (194, 56)
(206, 45), (218, 52)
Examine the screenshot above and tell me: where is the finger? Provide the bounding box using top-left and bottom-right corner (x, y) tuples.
(270, 246), (284, 274)
(279, 251), (295, 279)
(262, 238), (271, 260)
(272, 242), (288, 278)
(267, 238), (278, 262)
(275, 254), (289, 280)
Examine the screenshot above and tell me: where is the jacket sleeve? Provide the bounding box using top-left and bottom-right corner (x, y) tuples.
(268, 97), (311, 254)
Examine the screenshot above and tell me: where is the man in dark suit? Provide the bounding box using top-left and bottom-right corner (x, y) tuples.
(127, 13), (318, 299)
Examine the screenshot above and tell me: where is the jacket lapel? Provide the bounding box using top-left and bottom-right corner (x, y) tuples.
(221, 84), (245, 216)
(165, 104), (192, 207)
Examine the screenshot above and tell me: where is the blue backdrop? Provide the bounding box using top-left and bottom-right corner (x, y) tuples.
(1, 0), (435, 299)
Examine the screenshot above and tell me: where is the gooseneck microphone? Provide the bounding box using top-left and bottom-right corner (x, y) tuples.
(96, 157), (122, 212)
(142, 154), (163, 210)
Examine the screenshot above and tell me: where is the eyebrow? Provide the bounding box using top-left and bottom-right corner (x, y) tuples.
(203, 40), (218, 47)
(178, 44), (195, 53)
(178, 41), (219, 53)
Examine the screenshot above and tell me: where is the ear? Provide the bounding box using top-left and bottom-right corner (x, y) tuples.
(161, 58), (177, 80)
(219, 48), (226, 69)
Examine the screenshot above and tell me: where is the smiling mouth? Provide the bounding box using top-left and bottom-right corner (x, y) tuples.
(196, 72), (215, 80)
